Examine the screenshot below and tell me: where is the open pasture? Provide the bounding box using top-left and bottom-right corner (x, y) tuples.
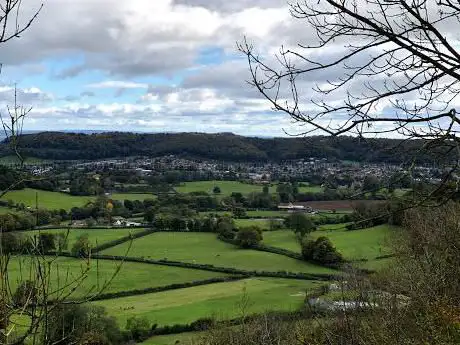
(175, 181), (266, 195)
(263, 224), (396, 262)
(298, 185), (323, 193)
(311, 224), (396, 260)
(263, 230), (300, 252)
(234, 218), (270, 229)
(16, 227), (144, 251)
(102, 232), (334, 274)
(3, 188), (158, 210)
(4, 188), (94, 209)
(8, 256), (226, 298)
(142, 332), (203, 345)
(93, 278), (323, 328)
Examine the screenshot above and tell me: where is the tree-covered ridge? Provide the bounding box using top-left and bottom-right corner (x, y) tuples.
(0, 131), (442, 163)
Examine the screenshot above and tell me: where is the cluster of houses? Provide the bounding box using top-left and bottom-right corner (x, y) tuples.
(112, 216), (142, 227)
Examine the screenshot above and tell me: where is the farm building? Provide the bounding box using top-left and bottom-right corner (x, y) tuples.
(278, 203), (314, 213)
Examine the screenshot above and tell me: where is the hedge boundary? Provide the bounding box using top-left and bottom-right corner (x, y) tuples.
(90, 228), (156, 253)
(86, 254), (337, 281)
(62, 275), (247, 303)
(218, 237), (342, 270)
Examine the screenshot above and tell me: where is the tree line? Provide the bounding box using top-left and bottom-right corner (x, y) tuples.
(0, 131), (450, 164)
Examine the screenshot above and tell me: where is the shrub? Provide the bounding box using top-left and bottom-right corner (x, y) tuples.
(236, 226), (263, 248)
(38, 233), (56, 253)
(13, 280), (38, 307)
(126, 316), (151, 341)
(301, 236), (343, 265)
(46, 305), (122, 345)
(285, 213), (316, 236)
(72, 233), (90, 257)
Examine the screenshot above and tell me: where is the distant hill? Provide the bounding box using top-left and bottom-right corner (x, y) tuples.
(0, 131), (443, 164)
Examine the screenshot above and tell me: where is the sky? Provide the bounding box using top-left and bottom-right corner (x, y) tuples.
(1, 0), (459, 137)
(0, 0), (306, 136)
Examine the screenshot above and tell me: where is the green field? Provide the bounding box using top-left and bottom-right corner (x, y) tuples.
(263, 224), (396, 261)
(16, 228), (144, 251)
(175, 180), (323, 196)
(356, 257), (395, 271)
(8, 256), (227, 298)
(142, 332), (203, 345)
(317, 223), (352, 231)
(102, 232), (334, 274)
(311, 224), (396, 260)
(175, 181), (266, 195)
(234, 218), (270, 229)
(298, 185), (323, 193)
(3, 189), (158, 210)
(4, 188), (94, 209)
(263, 231), (301, 252)
(93, 278), (323, 328)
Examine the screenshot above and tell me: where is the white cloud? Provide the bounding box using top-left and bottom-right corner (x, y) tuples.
(87, 81), (148, 89)
(1, 0), (455, 137)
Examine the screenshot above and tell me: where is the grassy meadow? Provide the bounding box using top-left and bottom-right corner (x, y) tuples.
(93, 278), (323, 328)
(311, 224), (396, 260)
(8, 256), (227, 298)
(17, 228), (144, 251)
(142, 331), (203, 345)
(263, 224), (396, 261)
(234, 218), (271, 229)
(102, 232), (334, 274)
(4, 188), (94, 209)
(175, 181), (267, 195)
(263, 231), (301, 252)
(3, 188), (157, 210)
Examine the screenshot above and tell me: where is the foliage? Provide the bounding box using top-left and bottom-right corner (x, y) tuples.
(212, 186), (221, 194)
(301, 236), (343, 265)
(236, 226), (263, 248)
(0, 232), (22, 254)
(12, 280), (38, 307)
(0, 212), (35, 231)
(38, 232), (56, 253)
(0, 131), (438, 164)
(45, 304), (123, 345)
(0, 166), (21, 191)
(126, 315), (151, 341)
(72, 233), (91, 257)
(232, 207), (247, 218)
(285, 213), (316, 236)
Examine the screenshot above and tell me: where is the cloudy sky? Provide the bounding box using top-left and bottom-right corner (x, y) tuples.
(0, 0), (313, 136)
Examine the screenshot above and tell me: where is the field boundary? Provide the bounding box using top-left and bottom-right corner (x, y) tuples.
(87, 254), (337, 281)
(63, 275), (247, 303)
(90, 228), (156, 253)
(218, 237), (342, 270)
